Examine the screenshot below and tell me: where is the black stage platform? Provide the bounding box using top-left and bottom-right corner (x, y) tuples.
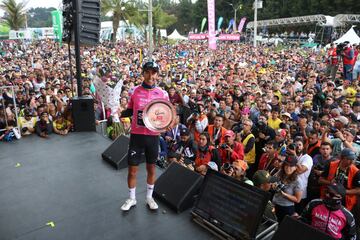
(0, 133), (212, 240)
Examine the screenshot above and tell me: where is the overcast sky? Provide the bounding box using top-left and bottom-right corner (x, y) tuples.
(0, 0), (62, 16)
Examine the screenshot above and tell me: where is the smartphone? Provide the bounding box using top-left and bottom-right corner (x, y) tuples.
(46, 95), (50, 103)
(54, 89), (58, 95)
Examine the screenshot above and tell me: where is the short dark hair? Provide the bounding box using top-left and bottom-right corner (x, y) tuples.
(215, 114), (224, 120)
(321, 141), (332, 149)
(308, 130), (318, 137)
(265, 140), (278, 149)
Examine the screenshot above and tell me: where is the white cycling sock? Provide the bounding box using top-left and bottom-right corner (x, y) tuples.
(129, 187), (136, 200)
(146, 184), (154, 199)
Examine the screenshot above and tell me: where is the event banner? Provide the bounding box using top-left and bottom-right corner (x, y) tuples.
(238, 17), (247, 33)
(188, 33), (208, 40)
(207, 0), (216, 49)
(51, 10), (63, 43)
(218, 34), (240, 41)
(188, 33), (240, 41)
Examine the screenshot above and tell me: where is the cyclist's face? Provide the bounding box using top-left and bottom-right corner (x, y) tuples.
(143, 69), (158, 85)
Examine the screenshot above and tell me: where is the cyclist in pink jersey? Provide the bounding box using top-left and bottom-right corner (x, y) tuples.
(120, 61), (170, 211)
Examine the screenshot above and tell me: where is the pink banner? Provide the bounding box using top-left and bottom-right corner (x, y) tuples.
(207, 0), (216, 50)
(218, 34), (240, 41)
(237, 17), (247, 33)
(188, 33), (208, 40)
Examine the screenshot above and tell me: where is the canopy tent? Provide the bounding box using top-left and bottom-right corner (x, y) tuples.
(334, 26), (360, 45)
(167, 29), (187, 40)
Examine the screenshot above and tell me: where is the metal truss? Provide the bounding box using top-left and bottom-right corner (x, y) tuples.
(247, 15), (328, 29)
(333, 14), (360, 27)
(247, 14), (360, 29)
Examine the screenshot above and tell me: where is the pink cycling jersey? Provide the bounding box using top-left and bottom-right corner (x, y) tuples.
(128, 85), (169, 136)
(301, 199), (357, 240)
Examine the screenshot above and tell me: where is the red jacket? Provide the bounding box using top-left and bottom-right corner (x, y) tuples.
(258, 152), (279, 170)
(218, 141), (244, 165)
(343, 47), (355, 66)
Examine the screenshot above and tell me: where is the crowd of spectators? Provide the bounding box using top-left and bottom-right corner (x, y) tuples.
(1, 38), (360, 238)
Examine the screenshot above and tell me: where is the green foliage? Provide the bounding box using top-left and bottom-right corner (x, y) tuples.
(27, 7), (56, 28)
(153, 5), (177, 29)
(0, 0), (27, 30)
(101, 0), (143, 42)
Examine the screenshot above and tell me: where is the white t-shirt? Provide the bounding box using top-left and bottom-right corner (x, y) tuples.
(297, 154), (313, 199)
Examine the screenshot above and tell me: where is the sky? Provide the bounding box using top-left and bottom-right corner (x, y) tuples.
(0, 0), (62, 16)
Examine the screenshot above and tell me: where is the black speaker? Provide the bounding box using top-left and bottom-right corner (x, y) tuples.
(154, 162), (203, 213)
(78, 0), (100, 45)
(272, 216), (335, 240)
(62, 0), (100, 45)
(71, 96), (96, 132)
(102, 135), (146, 170)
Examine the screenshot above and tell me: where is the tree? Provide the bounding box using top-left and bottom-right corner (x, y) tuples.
(152, 4), (177, 44)
(27, 7), (56, 28)
(101, 0), (142, 42)
(0, 0), (27, 30)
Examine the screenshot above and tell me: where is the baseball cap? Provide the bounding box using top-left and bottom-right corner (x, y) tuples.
(353, 101), (360, 107)
(281, 112), (292, 120)
(344, 128), (356, 137)
(335, 116), (349, 126)
(253, 170), (278, 186)
(276, 129), (287, 138)
(180, 128), (190, 136)
(232, 160), (248, 172)
(224, 130), (235, 138)
(327, 183), (346, 199)
(283, 155), (298, 166)
(340, 148), (356, 160)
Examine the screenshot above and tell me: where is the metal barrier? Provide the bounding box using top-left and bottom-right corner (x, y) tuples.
(0, 86), (20, 133)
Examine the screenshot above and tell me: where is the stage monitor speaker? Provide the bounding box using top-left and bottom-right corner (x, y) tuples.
(192, 169), (273, 240)
(102, 135), (146, 170)
(154, 162), (203, 213)
(272, 216), (335, 240)
(71, 96), (96, 132)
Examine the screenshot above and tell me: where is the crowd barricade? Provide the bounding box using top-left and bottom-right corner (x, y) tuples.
(0, 86), (20, 137)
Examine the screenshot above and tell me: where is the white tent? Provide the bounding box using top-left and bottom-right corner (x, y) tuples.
(334, 26), (360, 45)
(167, 29), (187, 40)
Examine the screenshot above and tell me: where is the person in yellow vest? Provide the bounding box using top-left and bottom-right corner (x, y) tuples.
(319, 148), (360, 212)
(240, 119), (256, 166)
(267, 106), (282, 130)
(18, 109), (37, 136)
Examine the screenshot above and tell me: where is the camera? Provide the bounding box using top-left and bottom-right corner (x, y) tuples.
(287, 143), (296, 151)
(336, 43), (346, 55)
(274, 181), (286, 193)
(231, 122), (243, 134)
(223, 163), (233, 173)
(330, 127), (338, 134)
(220, 143), (228, 149)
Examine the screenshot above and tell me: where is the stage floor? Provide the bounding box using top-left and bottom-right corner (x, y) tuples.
(0, 132), (212, 240)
